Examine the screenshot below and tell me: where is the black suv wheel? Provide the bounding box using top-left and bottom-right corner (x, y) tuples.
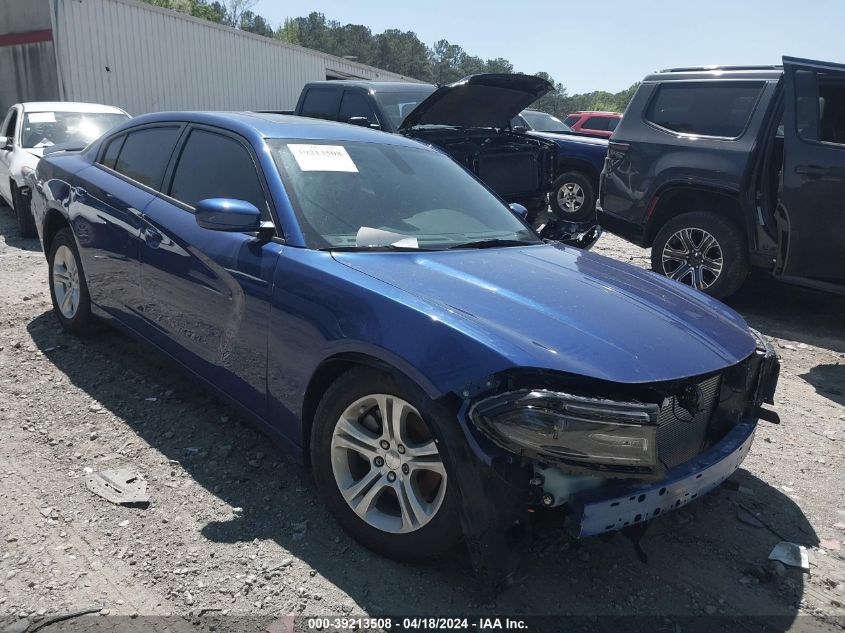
(651, 212), (748, 299)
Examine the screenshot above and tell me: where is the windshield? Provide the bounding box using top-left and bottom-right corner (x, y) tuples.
(521, 111), (571, 133)
(372, 88), (436, 130)
(269, 140), (539, 250)
(21, 111), (129, 149)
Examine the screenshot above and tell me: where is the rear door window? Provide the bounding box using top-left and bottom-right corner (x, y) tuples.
(168, 129), (270, 220)
(113, 126), (181, 189)
(793, 69), (845, 146)
(646, 82), (764, 137)
(299, 88), (341, 121)
(99, 135), (125, 169)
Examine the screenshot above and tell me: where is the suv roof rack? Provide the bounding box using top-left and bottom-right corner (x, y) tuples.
(661, 65), (783, 73)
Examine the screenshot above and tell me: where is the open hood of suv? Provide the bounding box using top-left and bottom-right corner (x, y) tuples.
(399, 74), (553, 131)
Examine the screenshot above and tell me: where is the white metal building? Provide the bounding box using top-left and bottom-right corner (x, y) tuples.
(0, 0), (419, 114)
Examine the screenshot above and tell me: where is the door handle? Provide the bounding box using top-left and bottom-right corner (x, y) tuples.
(143, 226), (163, 247)
(795, 165), (826, 177)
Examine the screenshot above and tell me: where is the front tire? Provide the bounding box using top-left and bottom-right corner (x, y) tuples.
(651, 211), (748, 299)
(12, 183), (37, 238)
(310, 367), (462, 561)
(48, 228), (96, 332)
(549, 171), (595, 222)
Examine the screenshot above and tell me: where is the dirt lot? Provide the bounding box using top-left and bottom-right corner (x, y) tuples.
(1, 206), (844, 631)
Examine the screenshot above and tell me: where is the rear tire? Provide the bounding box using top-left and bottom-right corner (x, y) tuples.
(48, 228), (96, 332)
(12, 183), (37, 238)
(549, 171), (595, 222)
(310, 367), (462, 561)
(651, 211), (748, 299)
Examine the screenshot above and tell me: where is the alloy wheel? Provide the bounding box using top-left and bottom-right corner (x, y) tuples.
(330, 394), (447, 534)
(661, 227), (724, 290)
(52, 245), (81, 319)
(556, 182), (585, 213)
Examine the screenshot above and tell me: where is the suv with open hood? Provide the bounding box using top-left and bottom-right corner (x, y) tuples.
(293, 74), (559, 213)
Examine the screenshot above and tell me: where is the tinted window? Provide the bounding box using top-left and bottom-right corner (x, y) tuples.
(564, 115), (581, 127)
(99, 135), (125, 169)
(607, 118), (620, 131)
(114, 127), (181, 189)
(583, 117), (610, 131)
(794, 69), (845, 146)
(169, 129), (269, 219)
(338, 91), (379, 127)
(646, 82), (763, 137)
(299, 88), (341, 120)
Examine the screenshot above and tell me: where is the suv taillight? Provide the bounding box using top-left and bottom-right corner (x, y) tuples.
(608, 141), (630, 156)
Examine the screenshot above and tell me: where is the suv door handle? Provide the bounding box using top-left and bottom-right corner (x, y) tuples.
(795, 165), (826, 177)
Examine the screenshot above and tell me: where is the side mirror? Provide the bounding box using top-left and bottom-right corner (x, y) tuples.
(512, 125), (528, 133)
(508, 203), (528, 219)
(1, 136), (12, 151)
(195, 198), (261, 232)
(347, 116), (380, 130)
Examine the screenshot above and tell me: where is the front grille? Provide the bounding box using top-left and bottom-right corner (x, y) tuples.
(656, 375), (722, 468)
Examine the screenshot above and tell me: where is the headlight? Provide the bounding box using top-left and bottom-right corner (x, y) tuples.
(469, 390), (660, 468)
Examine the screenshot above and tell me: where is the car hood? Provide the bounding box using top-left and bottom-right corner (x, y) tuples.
(399, 74), (552, 131)
(333, 244), (756, 384)
(528, 130), (609, 148)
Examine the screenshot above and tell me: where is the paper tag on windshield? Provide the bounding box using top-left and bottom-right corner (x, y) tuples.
(287, 144), (358, 172)
(28, 112), (56, 123)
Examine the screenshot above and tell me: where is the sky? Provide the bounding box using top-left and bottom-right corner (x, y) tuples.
(254, 0), (845, 94)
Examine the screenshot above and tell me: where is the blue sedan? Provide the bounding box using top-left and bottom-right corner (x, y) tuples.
(30, 112), (779, 564)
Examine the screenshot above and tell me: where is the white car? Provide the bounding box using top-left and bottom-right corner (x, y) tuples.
(0, 102), (130, 237)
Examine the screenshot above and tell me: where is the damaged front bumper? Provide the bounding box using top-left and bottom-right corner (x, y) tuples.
(463, 331), (780, 539)
(564, 419), (756, 537)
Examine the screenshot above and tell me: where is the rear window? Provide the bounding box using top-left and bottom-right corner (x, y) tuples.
(645, 82), (764, 138)
(299, 88), (341, 121)
(583, 117), (610, 131)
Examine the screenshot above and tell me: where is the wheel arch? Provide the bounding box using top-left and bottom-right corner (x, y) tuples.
(554, 159), (600, 187)
(42, 208), (72, 258)
(299, 351), (442, 464)
(644, 186), (748, 248)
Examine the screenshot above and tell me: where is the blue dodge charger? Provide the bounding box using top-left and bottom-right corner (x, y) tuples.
(30, 112), (779, 565)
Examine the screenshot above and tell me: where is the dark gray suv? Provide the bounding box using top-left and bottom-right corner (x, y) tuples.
(599, 57), (845, 299)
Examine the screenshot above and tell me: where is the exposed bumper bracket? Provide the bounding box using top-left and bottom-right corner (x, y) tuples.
(565, 420), (757, 538)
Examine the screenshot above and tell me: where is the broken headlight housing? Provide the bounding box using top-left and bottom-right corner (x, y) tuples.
(469, 390), (660, 468)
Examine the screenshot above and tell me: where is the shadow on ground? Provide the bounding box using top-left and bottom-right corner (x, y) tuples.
(24, 309), (820, 624)
(0, 203), (42, 252)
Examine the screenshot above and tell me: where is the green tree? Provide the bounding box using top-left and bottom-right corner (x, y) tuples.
(275, 18), (300, 45)
(239, 10), (274, 37)
(374, 30), (432, 81)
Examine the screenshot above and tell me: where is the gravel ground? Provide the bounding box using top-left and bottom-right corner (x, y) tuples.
(1, 205), (844, 631)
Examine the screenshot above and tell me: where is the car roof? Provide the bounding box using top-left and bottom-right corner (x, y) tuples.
(19, 102), (129, 114)
(303, 80), (434, 92)
(118, 111), (434, 149)
(645, 65), (784, 82)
